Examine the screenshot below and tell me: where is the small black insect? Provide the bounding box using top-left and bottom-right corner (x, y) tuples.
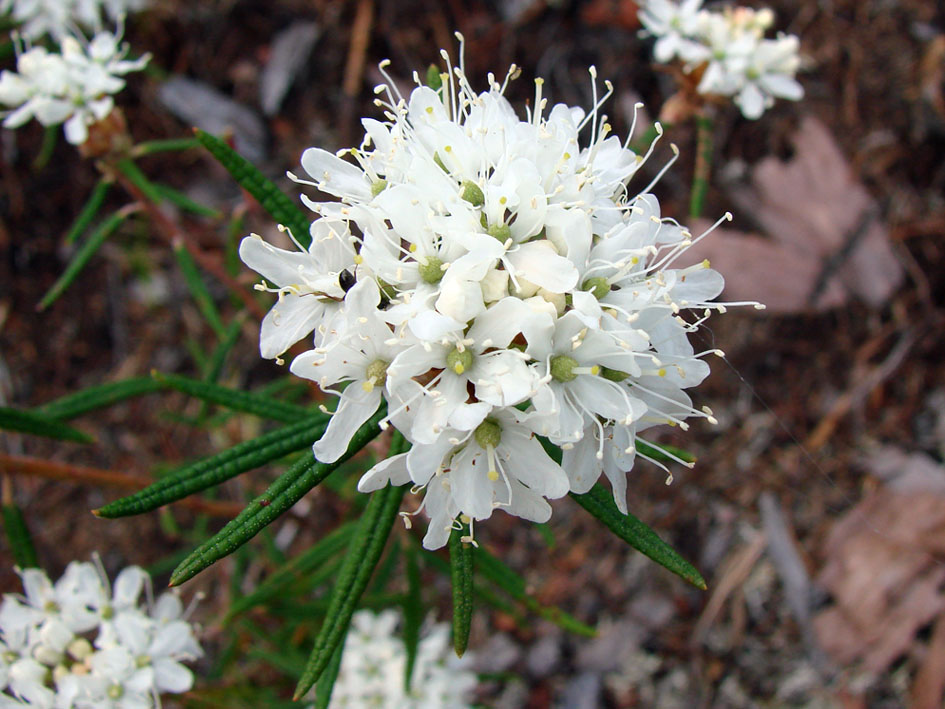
(339, 269), (356, 292)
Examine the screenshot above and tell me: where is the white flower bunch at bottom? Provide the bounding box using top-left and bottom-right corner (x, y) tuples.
(0, 28), (148, 144)
(313, 609), (475, 708)
(0, 559), (202, 708)
(0, 0), (148, 41)
(639, 0), (803, 119)
(242, 36), (756, 549)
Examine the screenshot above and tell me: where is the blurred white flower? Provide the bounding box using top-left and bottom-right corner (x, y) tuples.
(0, 0), (148, 41)
(324, 609), (475, 708)
(0, 27), (148, 144)
(639, 1), (803, 118)
(0, 559), (202, 708)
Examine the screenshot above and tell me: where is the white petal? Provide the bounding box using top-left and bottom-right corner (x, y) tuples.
(358, 453), (410, 492)
(259, 294), (323, 359)
(300, 147), (371, 201)
(153, 658), (193, 693)
(501, 433), (570, 499)
(312, 388), (382, 463)
(507, 241), (579, 294)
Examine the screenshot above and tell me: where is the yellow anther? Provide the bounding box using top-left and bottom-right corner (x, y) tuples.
(362, 380), (375, 393)
(702, 259), (711, 268)
(658, 368), (667, 377)
(353, 254), (364, 264)
(487, 469), (499, 481)
(409, 243), (418, 252)
(590, 365), (600, 375)
(452, 362), (465, 375)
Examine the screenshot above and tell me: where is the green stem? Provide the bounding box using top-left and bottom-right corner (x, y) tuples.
(131, 137), (202, 157)
(689, 113), (714, 220)
(33, 124), (59, 171)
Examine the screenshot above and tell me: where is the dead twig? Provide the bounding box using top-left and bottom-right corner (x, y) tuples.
(805, 329), (918, 452)
(0, 453), (245, 519)
(691, 531), (767, 646)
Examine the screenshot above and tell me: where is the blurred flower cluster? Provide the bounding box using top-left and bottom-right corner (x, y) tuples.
(0, 561), (202, 708)
(313, 609), (476, 708)
(0, 27), (148, 144)
(241, 37), (748, 549)
(1, 0), (148, 41)
(639, 0), (803, 118)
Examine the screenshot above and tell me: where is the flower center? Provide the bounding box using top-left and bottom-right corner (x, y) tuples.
(362, 360), (390, 392)
(474, 419), (502, 449)
(460, 180), (484, 206)
(370, 178), (388, 196)
(550, 355), (599, 382)
(107, 683), (124, 700)
(550, 355), (579, 382)
(487, 222), (511, 243)
(419, 256), (445, 284)
(582, 277), (610, 300)
(446, 346), (473, 375)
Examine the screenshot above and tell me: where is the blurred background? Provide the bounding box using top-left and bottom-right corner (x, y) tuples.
(1, 0), (944, 706)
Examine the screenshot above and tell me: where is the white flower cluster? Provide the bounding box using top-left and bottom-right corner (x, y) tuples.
(639, 0), (803, 119)
(241, 38), (750, 549)
(0, 561), (202, 708)
(1, 0), (148, 41)
(317, 609), (475, 708)
(0, 29), (148, 144)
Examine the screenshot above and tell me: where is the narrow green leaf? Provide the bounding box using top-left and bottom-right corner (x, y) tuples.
(449, 520), (474, 657)
(95, 415), (326, 518)
(423, 551), (523, 621)
(203, 318), (243, 383)
(39, 208), (129, 310)
(172, 244), (227, 338)
(0, 41), (14, 62)
(37, 377), (165, 421)
(116, 158), (164, 204)
(193, 128), (311, 248)
(402, 543), (422, 689)
(225, 522), (355, 620)
(571, 483), (706, 590)
(154, 182), (221, 219)
(0, 406), (93, 443)
(2, 503), (39, 569)
(475, 547), (596, 637)
(63, 178), (111, 245)
(312, 642), (345, 709)
(294, 481), (406, 699)
(170, 408), (387, 586)
(132, 137), (202, 156)
(151, 372), (312, 423)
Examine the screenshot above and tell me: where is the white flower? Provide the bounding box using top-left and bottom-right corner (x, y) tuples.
(243, 36), (752, 548)
(638, 0), (707, 64)
(733, 35), (804, 119)
(239, 219), (357, 360)
(639, 1), (803, 118)
(1, 0), (148, 41)
(322, 609), (475, 708)
(0, 27), (148, 144)
(0, 559), (202, 708)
